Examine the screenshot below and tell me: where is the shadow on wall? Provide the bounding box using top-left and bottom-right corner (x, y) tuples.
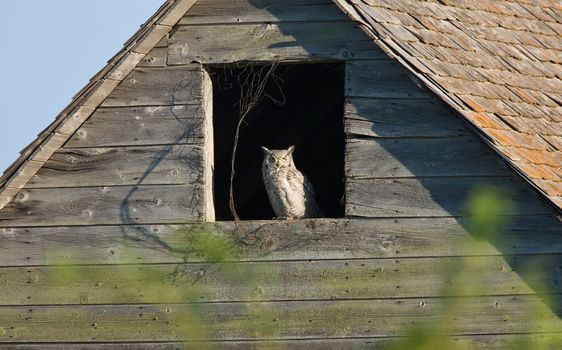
(116, 0), (562, 323)
(118, 91), (204, 254)
(250, 0), (562, 320)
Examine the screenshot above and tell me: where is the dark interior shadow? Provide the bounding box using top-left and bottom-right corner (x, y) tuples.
(209, 63), (345, 220)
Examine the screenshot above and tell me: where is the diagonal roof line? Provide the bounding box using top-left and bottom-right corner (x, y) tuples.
(332, 0), (561, 212)
(1, 0), (559, 213)
(0, 0), (197, 209)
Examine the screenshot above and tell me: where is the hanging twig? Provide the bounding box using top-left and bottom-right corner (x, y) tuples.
(229, 62), (280, 220)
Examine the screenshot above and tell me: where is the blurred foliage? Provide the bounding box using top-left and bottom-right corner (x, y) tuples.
(387, 186), (560, 350)
(46, 188), (561, 349)
(463, 186), (516, 240)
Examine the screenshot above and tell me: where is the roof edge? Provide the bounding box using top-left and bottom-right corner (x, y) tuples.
(332, 0), (561, 212)
(0, 0), (197, 210)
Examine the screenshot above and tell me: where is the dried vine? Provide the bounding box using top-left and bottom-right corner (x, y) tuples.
(229, 62), (282, 220)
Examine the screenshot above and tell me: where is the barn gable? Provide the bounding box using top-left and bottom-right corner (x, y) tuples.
(0, 0), (561, 348)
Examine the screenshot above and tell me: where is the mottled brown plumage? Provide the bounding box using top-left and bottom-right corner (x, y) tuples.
(261, 146), (323, 219)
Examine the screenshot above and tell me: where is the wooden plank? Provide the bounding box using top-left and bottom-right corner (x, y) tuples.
(66, 106), (204, 148)
(344, 98), (469, 138)
(1, 218), (561, 266)
(0, 185), (203, 227)
(180, 0), (347, 24)
(1, 255), (561, 305)
(168, 22), (384, 64)
(3, 333), (562, 349)
(346, 138), (510, 179)
(346, 178), (557, 217)
(81, 79), (121, 109)
(201, 70), (215, 222)
(2, 161), (44, 190)
(56, 106), (97, 136)
(0, 345), (187, 350)
(0, 187), (19, 210)
(137, 47), (168, 68)
(157, 0), (198, 27)
(0, 296), (560, 342)
(101, 66), (205, 107)
(106, 52), (145, 81)
(346, 60), (433, 98)
(131, 24), (171, 55)
(25, 145), (203, 188)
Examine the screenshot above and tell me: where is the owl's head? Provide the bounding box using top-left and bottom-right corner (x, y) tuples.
(261, 145), (296, 169)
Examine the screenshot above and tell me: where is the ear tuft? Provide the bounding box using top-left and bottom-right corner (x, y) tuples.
(261, 146), (270, 154)
(288, 145), (296, 154)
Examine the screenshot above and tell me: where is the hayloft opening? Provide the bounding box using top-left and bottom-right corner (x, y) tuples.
(209, 62), (345, 221)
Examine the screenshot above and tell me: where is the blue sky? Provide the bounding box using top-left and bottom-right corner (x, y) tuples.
(0, 0), (163, 172)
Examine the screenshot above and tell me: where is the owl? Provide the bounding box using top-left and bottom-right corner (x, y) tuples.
(261, 145), (323, 219)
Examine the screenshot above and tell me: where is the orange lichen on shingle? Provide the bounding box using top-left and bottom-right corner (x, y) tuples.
(458, 95), (486, 113)
(465, 111), (509, 130)
(533, 179), (562, 197)
(484, 129), (553, 151)
(511, 147), (561, 168)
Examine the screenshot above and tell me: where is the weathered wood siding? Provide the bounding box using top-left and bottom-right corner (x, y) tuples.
(0, 64), (214, 225)
(0, 0), (560, 348)
(0, 219), (561, 347)
(343, 60), (556, 219)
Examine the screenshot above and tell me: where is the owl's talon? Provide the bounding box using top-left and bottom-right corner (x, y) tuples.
(275, 216), (290, 221)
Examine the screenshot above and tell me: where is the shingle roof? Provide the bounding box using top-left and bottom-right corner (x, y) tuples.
(335, 0), (562, 209)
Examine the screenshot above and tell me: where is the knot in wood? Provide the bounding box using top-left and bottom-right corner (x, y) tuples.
(17, 192), (28, 201)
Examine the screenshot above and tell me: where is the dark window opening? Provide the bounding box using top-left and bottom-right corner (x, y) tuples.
(209, 62), (345, 221)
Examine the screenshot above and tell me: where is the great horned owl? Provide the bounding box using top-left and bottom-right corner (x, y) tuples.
(261, 145), (323, 219)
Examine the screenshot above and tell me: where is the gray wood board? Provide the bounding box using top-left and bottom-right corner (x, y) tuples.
(66, 106), (204, 148)
(101, 66), (205, 107)
(1, 218), (561, 266)
(1, 255), (561, 305)
(168, 22), (384, 64)
(0, 295), (560, 342)
(344, 98), (469, 138)
(346, 137), (510, 178)
(0, 185), (203, 227)
(25, 145), (203, 188)
(137, 47), (168, 68)
(3, 334), (562, 350)
(5, 333), (562, 350)
(346, 178), (557, 217)
(346, 60), (433, 98)
(180, 0), (347, 24)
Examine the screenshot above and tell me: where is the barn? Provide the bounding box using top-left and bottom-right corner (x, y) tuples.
(0, 0), (561, 348)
